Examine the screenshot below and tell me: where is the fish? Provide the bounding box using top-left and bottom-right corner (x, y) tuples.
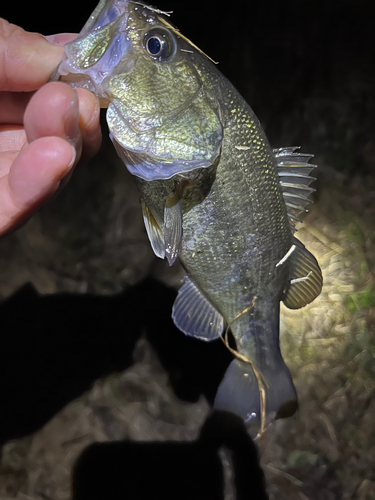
(53, 0), (323, 431)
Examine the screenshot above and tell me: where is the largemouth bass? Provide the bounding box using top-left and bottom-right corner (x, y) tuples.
(54, 0), (323, 430)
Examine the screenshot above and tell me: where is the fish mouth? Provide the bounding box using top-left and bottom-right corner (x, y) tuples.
(53, 0), (133, 99)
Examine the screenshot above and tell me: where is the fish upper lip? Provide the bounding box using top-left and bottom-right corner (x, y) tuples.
(55, 0), (134, 92)
(80, 0), (131, 35)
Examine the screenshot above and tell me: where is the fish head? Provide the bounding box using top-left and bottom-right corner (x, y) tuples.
(54, 0), (223, 180)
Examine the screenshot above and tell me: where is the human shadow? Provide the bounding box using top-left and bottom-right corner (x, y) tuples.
(72, 410), (268, 500)
(0, 279), (231, 445)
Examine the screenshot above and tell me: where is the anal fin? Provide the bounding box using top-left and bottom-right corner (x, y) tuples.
(172, 276), (224, 341)
(283, 237), (323, 309)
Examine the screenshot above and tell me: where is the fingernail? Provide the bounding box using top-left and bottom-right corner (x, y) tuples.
(64, 91), (80, 144)
(44, 33), (78, 46)
(85, 96), (100, 132)
(58, 144), (77, 180)
(67, 144), (77, 171)
(58, 145), (77, 189)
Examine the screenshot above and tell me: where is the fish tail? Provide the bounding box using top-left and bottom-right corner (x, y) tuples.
(214, 300), (298, 430)
(214, 356), (297, 430)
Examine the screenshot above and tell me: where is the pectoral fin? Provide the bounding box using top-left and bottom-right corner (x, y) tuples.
(172, 276), (224, 341)
(283, 238), (323, 309)
(164, 192), (183, 266)
(141, 194), (183, 265)
(141, 199), (165, 260)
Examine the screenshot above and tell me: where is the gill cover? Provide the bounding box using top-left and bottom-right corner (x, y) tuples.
(54, 0), (223, 181)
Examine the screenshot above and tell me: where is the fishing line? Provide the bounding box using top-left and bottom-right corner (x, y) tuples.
(158, 17), (219, 65)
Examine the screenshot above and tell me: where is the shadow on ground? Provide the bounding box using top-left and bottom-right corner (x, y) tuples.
(0, 279), (232, 445)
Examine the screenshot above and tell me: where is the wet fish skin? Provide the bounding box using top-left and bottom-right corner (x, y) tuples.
(54, 0), (322, 430)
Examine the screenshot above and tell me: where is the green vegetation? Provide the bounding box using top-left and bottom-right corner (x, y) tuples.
(347, 287), (375, 312)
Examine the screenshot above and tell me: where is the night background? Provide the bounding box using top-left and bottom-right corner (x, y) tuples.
(0, 0), (374, 499)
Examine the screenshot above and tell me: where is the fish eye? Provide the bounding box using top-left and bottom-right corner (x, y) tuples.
(144, 28), (176, 61)
(147, 36), (164, 56)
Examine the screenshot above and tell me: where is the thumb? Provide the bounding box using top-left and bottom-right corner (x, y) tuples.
(0, 18), (64, 91)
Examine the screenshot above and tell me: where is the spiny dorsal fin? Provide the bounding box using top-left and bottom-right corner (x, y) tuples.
(283, 238), (323, 309)
(172, 276), (224, 341)
(274, 147), (317, 231)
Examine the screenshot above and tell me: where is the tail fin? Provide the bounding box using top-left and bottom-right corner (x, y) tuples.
(214, 357), (298, 431)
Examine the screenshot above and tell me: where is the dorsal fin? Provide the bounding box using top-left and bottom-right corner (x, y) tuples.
(172, 276), (224, 341)
(274, 147), (317, 231)
(283, 238), (323, 309)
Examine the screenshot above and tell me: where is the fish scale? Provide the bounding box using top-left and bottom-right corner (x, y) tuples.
(181, 96), (290, 275)
(54, 0), (322, 432)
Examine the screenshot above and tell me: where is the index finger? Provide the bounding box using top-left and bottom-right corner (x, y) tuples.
(0, 18), (64, 92)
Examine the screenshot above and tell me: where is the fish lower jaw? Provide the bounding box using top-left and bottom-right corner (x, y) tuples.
(58, 70), (98, 95)
(56, 59), (110, 99)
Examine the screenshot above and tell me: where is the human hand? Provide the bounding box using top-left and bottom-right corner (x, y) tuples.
(0, 19), (102, 236)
